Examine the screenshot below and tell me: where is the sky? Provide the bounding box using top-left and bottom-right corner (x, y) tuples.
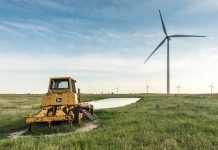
(0, 0), (217, 94)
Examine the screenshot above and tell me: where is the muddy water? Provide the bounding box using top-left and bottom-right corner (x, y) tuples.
(88, 98), (140, 110)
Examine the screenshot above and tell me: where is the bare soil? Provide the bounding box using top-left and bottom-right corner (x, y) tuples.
(8, 120), (99, 138)
(8, 129), (27, 138)
(76, 120), (99, 133)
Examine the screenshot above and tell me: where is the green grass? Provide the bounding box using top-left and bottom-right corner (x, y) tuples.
(0, 94), (41, 136)
(1, 94), (218, 149)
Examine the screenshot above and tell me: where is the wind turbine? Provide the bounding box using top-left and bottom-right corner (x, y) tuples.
(176, 84), (182, 94)
(209, 83), (214, 94)
(115, 86), (119, 95)
(144, 10), (206, 94)
(146, 83), (150, 94)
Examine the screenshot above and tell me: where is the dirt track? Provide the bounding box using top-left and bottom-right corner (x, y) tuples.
(8, 120), (99, 138)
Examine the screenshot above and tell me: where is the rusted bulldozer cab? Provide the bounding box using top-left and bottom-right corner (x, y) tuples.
(41, 77), (81, 107)
(49, 77), (77, 93)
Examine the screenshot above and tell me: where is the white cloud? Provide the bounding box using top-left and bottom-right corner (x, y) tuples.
(187, 0), (218, 12)
(0, 48), (218, 94)
(2, 21), (52, 33)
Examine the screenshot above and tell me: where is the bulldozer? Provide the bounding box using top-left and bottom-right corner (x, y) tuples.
(26, 77), (94, 131)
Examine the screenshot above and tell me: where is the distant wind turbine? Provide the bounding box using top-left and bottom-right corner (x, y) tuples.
(209, 83), (214, 94)
(144, 10), (206, 94)
(116, 86), (119, 95)
(176, 84), (182, 94)
(146, 84), (150, 94)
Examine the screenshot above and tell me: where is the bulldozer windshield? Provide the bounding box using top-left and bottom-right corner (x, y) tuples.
(50, 79), (69, 90)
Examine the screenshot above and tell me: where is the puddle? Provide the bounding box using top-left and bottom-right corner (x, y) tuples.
(88, 98), (140, 109)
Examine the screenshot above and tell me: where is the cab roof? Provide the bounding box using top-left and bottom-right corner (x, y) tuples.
(50, 77), (76, 81)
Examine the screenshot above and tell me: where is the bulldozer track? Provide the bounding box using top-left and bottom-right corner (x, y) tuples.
(81, 109), (94, 120)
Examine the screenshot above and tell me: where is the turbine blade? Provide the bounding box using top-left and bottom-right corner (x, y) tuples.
(159, 10), (167, 36)
(169, 34), (206, 38)
(144, 38), (166, 63)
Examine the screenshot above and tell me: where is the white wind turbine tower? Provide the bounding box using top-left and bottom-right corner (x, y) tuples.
(176, 84), (182, 94)
(146, 84), (150, 94)
(144, 10), (206, 94)
(209, 83), (214, 94)
(115, 86), (119, 95)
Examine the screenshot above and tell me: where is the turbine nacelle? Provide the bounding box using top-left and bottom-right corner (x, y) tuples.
(166, 36), (171, 40)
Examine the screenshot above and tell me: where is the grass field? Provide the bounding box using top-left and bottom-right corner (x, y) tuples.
(0, 94), (218, 149)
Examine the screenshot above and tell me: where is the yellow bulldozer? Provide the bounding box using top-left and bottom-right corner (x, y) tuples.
(26, 77), (94, 131)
